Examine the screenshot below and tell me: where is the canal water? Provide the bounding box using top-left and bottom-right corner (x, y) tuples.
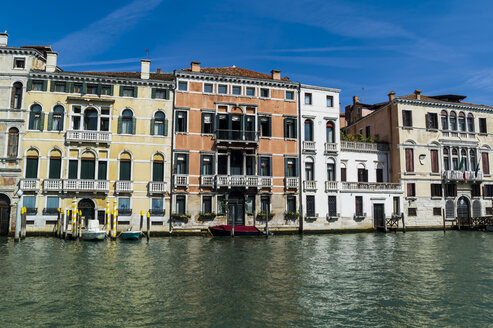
(0, 231), (492, 327)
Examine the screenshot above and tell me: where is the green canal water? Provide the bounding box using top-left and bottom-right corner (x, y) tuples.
(0, 231), (492, 327)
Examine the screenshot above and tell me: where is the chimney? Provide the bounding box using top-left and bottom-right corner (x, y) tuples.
(141, 59), (150, 79)
(0, 31), (8, 47)
(271, 69), (281, 80)
(46, 52), (58, 73)
(388, 91), (396, 102)
(414, 89), (422, 100)
(157, 68), (161, 74)
(353, 96), (359, 104)
(191, 61), (201, 72)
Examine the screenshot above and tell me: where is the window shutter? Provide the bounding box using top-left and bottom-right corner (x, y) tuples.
(133, 86), (138, 98)
(42, 80), (48, 91)
(165, 89), (170, 100)
(173, 153), (177, 174)
(258, 158), (261, 175)
(110, 85), (114, 96)
(284, 119), (288, 138)
(294, 158), (299, 177)
(47, 112), (53, 131)
(39, 113), (45, 131)
(59, 114), (64, 131)
(185, 154), (189, 174)
(64, 82), (70, 93)
(293, 119), (298, 139)
(284, 158), (288, 177)
(164, 119), (168, 136)
(28, 112), (35, 129)
(150, 119), (155, 135)
(212, 155), (215, 175)
(26, 79), (32, 91)
(269, 157), (272, 176)
(364, 169), (368, 182)
(151, 88), (156, 99)
(117, 116), (122, 134)
(67, 82), (74, 93)
(200, 155), (204, 175)
(268, 117), (272, 137)
(82, 82), (87, 95)
(201, 113), (205, 133)
(425, 114), (429, 129)
(409, 112), (413, 127)
(97, 84), (102, 96)
(119, 85), (124, 97)
(50, 80), (55, 92)
(407, 183), (412, 197)
(132, 117), (136, 134)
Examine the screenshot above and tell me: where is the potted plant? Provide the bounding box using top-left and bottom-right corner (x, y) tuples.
(198, 212), (216, 220)
(256, 211), (275, 221)
(284, 211), (300, 220)
(171, 213), (191, 222)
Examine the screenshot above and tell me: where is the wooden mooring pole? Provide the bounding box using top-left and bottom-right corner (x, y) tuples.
(146, 211), (150, 242)
(401, 212), (406, 233)
(21, 207), (26, 239)
(442, 208), (446, 233)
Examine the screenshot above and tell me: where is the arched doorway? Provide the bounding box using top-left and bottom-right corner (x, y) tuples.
(227, 191), (244, 226)
(78, 199), (95, 227)
(0, 194), (10, 235)
(457, 196), (470, 219)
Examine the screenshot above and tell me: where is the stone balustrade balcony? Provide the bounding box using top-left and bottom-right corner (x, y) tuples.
(115, 180), (133, 193)
(20, 178), (40, 192)
(442, 170), (483, 182)
(148, 181), (167, 194)
(65, 130), (111, 145)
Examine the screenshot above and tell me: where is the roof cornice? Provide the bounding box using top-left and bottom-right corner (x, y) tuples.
(395, 97), (493, 112)
(174, 70), (298, 88)
(0, 47), (45, 60)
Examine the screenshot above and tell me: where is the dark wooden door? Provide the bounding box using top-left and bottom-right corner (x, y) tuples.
(0, 195), (11, 235)
(373, 204), (385, 228)
(457, 197), (470, 218)
(227, 202), (244, 226)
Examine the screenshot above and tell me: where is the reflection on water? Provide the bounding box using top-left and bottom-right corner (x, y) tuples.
(0, 232), (492, 327)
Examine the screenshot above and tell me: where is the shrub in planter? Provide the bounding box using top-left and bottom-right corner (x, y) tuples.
(256, 212), (275, 221)
(285, 211), (300, 220)
(171, 213), (191, 222)
(199, 212), (216, 220)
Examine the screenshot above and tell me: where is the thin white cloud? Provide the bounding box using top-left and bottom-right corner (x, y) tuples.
(54, 0), (162, 62)
(267, 46), (362, 53)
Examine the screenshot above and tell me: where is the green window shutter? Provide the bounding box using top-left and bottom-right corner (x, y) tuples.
(119, 85), (124, 97)
(165, 89), (170, 100)
(185, 154), (189, 174)
(97, 84), (102, 96)
(26, 79), (32, 91)
(50, 80), (55, 92)
(98, 161), (107, 180)
(150, 119), (155, 135)
(68, 160), (78, 179)
(200, 155), (204, 175)
(42, 80), (48, 91)
(47, 113), (53, 131)
(284, 119), (288, 138)
(59, 115), (64, 131)
(82, 82), (87, 95)
(110, 85), (114, 96)
(67, 82), (74, 93)
(151, 88), (156, 99)
(164, 119), (168, 136)
(269, 157), (272, 176)
(28, 112), (35, 129)
(39, 113), (45, 131)
(284, 158), (288, 177)
(65, 82), (70, 93)
(117, 116), (122, 134)
(132, 117), (136, 134)
(133, 86), (138, 98)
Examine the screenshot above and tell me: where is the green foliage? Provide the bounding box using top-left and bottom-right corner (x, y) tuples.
(366, 134), (374, 143)
(356, 133), (365, 142)
(256, 212), (275, 220)
(285, 211), (300, 220)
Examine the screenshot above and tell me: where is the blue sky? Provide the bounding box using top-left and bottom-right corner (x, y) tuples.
(2, 0), (493, 108)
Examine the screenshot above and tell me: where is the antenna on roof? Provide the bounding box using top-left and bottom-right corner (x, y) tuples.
(144, 48), (149, 59)
(361, 87), (365, 102)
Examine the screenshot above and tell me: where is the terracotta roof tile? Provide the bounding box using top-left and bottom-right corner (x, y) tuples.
(400, 94), (490, 108)
(182, 66), (291, 81)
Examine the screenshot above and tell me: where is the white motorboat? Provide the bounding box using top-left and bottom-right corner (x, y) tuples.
(81, 220), (107, 241)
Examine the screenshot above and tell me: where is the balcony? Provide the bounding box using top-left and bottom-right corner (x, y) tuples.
(115, 180), (133, 193)
(324, 142), (338, 153)
(341, 182), (402, 193)
(174, 175), (189, 187)
(65, 130), (111, 145)
(20, 179), (40, 192)
(216, 175), (262, 188)
(303, 180), (317, 191)
(148, 181), (167, 194)
(325, 181), (339, 192)
(43, 179), (63, 192)
(303, 140), (316, 152)
(285, 177), (299, 189)
(442, 170), (483, 182)
(215, 130), (258, 145)
(259, 177), (272, 188)
(200, 175), (215, 187)
(341, 141), (389, 152)
(63, 179), (109, 193)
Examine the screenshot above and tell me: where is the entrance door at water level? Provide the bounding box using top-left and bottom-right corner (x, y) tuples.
(78, 199), (95, 227)
(0, 194), (10, 235)
(457, 197), (470, 219)
(227, 202), (244, 226)
(373, 204), (385, 228)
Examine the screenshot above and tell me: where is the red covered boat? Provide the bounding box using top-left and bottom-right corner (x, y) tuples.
(209, 225), (264, 236)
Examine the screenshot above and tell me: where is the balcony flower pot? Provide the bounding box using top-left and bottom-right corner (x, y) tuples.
(284, 211), (300, 221)
(198, 212), (216, 221)
(256, 212), (275, 221)
(171, 213), (191, 223)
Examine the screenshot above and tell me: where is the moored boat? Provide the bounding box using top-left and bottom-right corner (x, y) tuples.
(121, 230), (141, 240)
(81, 220), (107, 241)
(209, 225), (264, 237)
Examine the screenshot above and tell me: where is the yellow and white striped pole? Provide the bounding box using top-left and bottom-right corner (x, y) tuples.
(71, 200), (77, 238)
(106, 201), (110, 236)
(112, 202), (118, 239)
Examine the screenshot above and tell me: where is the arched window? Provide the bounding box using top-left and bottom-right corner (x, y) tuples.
(452, 148), (459, 170)
(326, 121), (335, 143)
(326, 158), (335, 181)
(152, 111), (166, 136)
(80, 151), (96, 179)
(119, 152), (132, 181)
(152, 153), (164, 182)
(443, 148), (450, 171)
(449, 111), (457, 131)
(357, 163), (368, 182)
(50, 105), (64, 131)
(84, 108), (98, 130)
(458, 112), (466, 132)
(25, 149), (39, 178)
(120, 109), (134, 134)
(461, 149), (468, 170)
(470, 149), (477, 171)
(48, 149), (62, 179)
(467, 113), (474, 132)
(28, 104), (43, 130)
(305, 157), (314, 180)
(11, 82), (23, 109)
(304, 119), (313, 141)
(7, 127), (19, 158)
(441, 110), (448, 130)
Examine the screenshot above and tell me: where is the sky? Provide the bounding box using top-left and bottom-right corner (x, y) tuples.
(2, 0), (493, 109)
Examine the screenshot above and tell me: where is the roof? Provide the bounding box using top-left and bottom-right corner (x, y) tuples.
(400, 93), (490, 108)
(181, 66), (291, 81)
(61, 71), (174, 81)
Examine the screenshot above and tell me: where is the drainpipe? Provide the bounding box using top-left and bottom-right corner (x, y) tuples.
(169, 75), (177, 235)
(14, 189), (23, 241)
(297, 83), (303, 234)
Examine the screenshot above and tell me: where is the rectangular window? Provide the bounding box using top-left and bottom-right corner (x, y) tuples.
(357, 168), (368, 182)
(259, 157), (272, 176)
(405, 148), (414, 172)
(286, 91), (294, 100)
(402, 110), (413, 127)
(68, 160), (78, 179)
(176, 196), (186, 214)
(119, 160), (131, 181)
(341, 167), (347, 182)
(326, 95), (333, 107)
(393, 197), (400, 215)
(306, 195), (315, 217)
(25, 157), (38, 178)
(246, 196), (255, 215)
(201, 113), (214, 134)
(246, 87), (255, 96)
(122, 87), (135, 97)
(472, 184), (481, 197)
(202, 196), (212, 213)
(355, 196), (363, 216)
(328, 196), (337, 217)
(261, 196), (270, 214)
(426, 113), (438, 130)
(433, 208), (442, 216)
(285, 158), (297, 177)
(304, 93), (312, 105)
(49, 158), (61, 179)
(284, 118), (297, 138)
(118, 198), (131, 210)
(445, 183), (457, 197)
(152, 160), (164, 182)
(327, 163), (335, 181)
(217, 196), (226, 214)
(287, 196), (296, 213)
(86, 84), (98, 95)
(46, 196), (59, 209)
(98, 161), (107, 180)
(14, 57), (25, 69)
(482, 152), (490, 174)
(175, 154), (189, 175)
(365, 126), (371, 138)
(175, 111), (187, 133)
(218, 85), (227, 94)
(479, 118), (487, 134)
(201, 155), (213, 175)
(178, 81), (188, 91)
(484, 185), (493, 198)
(204, 83), (213, 93)
(259, 116), (271, 137)
(430, 149), (439, 173)
(232, 86), (241, 95)
(376, 168), (383, 182)
(408, 208), (417, 216)
(151, 198), (163, 212)
(260, 88), (269, 98)
(487, 207), (493, 215)
(101, 85), (112, 96)
(55, 82), (66, 92)
(24, 196), (36, 209)
(407, 183), (416, 197)
(430, 184), (442, 197)
(74, 83), (83, 93)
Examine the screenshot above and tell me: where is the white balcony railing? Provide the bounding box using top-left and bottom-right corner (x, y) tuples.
(66, 130), (111, 144)
(115, 180), (133, 193)
(442, 170), (483, 182)
(43, 179), (63, 192)
(148, 181), (167, 194)
(325, 181), (339, 191)
(285, 177), (299, 189)
(341, 141), (389, 152)
(303, 180), (317, 191)
(174, 175), (189, 187)
(324, 142), (338, 153)
(63, 179), (109, 193)
(216, 175), (267, 188)
(200, 175), (215, 187)
(341, 182), (402, 192)
(259, 177), (272, 188)
(303, 140), (316, 152)
(20, 179), (39, 191)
